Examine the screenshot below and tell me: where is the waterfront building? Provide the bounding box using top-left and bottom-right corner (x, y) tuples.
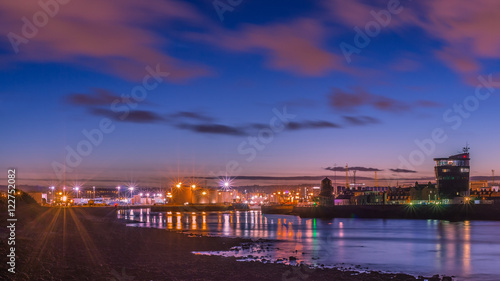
(334, 194), (351, 205)
(350, 191), (384, 205)
(386, 187), (410, 204)
(409, 182), (437, 203)
(470, 190), (500, 204)
(319, 177), (334, 206)
(171, 184), (192, 204)
(132, 195), (141, 204)
(470, 180), (489, 191)
(434, 147), (470, 199)
(27, 192), (48, 205)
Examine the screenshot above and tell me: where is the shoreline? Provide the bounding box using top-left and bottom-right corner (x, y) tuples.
(0, 202), (451, 280)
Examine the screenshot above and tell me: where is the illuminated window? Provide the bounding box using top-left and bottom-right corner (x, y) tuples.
(460, 168), (470, 173)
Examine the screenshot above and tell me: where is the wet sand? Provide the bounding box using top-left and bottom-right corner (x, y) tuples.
(0, 201), (442, 281)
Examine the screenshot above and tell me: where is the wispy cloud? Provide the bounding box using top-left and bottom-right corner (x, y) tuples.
(89, 108), (164, 123)
(175, 119), (343, 136)
(325, 166), (383, 172)
(390, 57), (422, 72)
(390, 168), (417, 173)
(343, 116), (379, 126)
(167, 111), (214, 122)
(188, 18), (346, 76)
(64, 88), (380, 136)
(286, 120), (341, 130)
(66, 88), (124, 106)
(326, 0), (500, 81)
(1, 0), (212, 81)
(175, 123), (246, 136)
(329, 87), (440, 113)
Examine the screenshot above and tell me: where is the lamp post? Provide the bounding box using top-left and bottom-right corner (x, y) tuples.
(50, 186), (55, 205)
(116, 186), (121, 201)
(93, 186), (95, 200)
(128, 187), (134, 205)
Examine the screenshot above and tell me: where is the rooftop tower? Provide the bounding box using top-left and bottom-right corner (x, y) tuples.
(433, 146), (470, 199)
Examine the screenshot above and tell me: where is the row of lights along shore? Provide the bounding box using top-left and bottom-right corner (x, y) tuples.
(45, 180), (233, 204)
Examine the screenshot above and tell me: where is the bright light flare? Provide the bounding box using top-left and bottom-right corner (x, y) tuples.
(219, 177), (234, 191)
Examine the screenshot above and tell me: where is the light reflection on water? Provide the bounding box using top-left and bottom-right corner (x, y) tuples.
(118, 209), (500, 280)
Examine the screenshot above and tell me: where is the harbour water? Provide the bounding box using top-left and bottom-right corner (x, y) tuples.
(118, 209), (500, 280)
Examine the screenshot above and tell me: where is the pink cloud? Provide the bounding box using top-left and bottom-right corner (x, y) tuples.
(325, 0), (500, 78)
(188, 18), (346, 76)
(422, 1), (500, 58)
(329, 87), (437, 113)
(329, 87), (371, 109)
(322, 0), (375, 27)
(415, 100), (442, 108)
(417, 1), (500, 75)
(435, 47), (480, 74)
(390, 58), (421, 72)
(0, 0), (212, 81)
(373, 96), (409, 112)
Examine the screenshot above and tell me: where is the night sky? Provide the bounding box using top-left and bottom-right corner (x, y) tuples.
(1, 0), (499, 187)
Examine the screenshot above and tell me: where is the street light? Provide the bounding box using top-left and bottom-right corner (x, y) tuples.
(116, 186), (121, 200)
(93, 186), (95, 200)
(75, 187), (80, 199)
(128, 187), (134, 204)
(190, 185), (196, 204)
(50, 186), (55, 205)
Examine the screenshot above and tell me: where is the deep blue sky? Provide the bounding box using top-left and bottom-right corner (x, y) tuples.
(1, 0), (499, 187)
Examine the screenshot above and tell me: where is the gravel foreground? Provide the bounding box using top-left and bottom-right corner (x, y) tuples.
(0, 200), (451, 281)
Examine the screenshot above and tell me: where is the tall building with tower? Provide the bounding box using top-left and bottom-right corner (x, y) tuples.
(319, 177), (334, 206)
(434, 146), (470, 199)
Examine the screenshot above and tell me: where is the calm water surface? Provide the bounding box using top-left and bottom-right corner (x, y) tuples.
(118, 209), (500, 280)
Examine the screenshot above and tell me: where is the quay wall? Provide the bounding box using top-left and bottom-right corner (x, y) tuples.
(293, 204), (500, 220)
